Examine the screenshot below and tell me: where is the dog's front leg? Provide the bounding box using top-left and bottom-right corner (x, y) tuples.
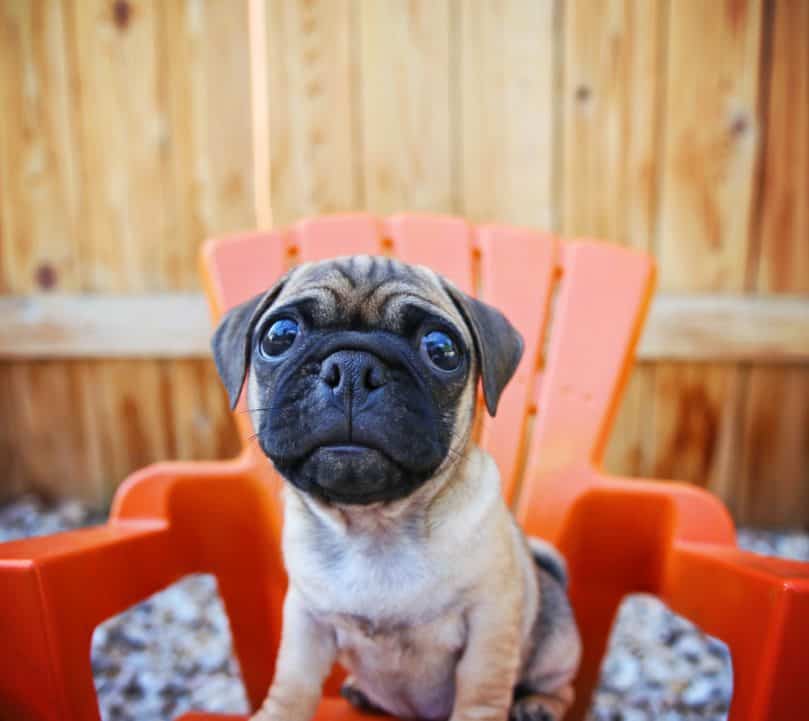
(251, 588), (336, 721)
(450, 596), (522, 721)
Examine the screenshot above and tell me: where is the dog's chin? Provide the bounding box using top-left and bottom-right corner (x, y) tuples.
(274, 445), (434, 506)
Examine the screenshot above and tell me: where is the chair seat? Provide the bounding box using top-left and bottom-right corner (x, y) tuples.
(178, 697), (387, 721)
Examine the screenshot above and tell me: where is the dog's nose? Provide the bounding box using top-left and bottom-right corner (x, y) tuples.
(320, 350), (388, 407)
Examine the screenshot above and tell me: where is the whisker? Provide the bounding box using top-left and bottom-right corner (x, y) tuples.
(443, 443), (471, 471)
(236, 407), (272, 415)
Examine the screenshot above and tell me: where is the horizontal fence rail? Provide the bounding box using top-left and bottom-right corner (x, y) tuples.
(1, 293), (807, 362)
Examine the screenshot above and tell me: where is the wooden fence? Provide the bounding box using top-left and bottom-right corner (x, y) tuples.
(0, 0), (806, 528)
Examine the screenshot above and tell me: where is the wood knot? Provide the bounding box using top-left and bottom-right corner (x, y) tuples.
(34, 262), (58, 290)
(575, 84), (592, 103)
(113, 0), (131, 30)
(729, 112), (750, 136)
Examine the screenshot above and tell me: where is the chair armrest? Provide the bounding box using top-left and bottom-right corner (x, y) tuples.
(1, 456), (288, 720)
(0, 521), (180, 721)
(110, 453), (266, 522)
(592, 473), (737, 545)
(517, 467), (737, 548)
(663, 541), (809, 721)
(523, 466), (804, 721)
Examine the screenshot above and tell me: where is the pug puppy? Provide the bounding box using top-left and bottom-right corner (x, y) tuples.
(212, 256), (581, 721)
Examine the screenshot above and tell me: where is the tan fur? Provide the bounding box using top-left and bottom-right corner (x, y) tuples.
(245, 257), (581, 721)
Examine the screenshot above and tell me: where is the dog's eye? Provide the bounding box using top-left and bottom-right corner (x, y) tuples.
(261, 318), (299, 358)
(421, 330), (460, 371)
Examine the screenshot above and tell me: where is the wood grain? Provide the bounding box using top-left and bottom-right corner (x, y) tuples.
(0, 0), (99, 502)
(739, 366), (809, 527)
(0, 0), (80, 294)
(359, 0), (454, 213)
(159, 0), (255, 285)
(4, 292), (808, 361)
(740, 0), (809, 528)
(165, 358), (241, 462)
(0, 0), (807, 524)
(0, 0), (247, 505)
(657, 0), (763, 291)
(652, 0), (763, 498)
(561, 0), (666, 250)
(261, 0), (359, 226)
(64, 0), (173, 502)
(0, 294), (211, 357)
(639, 294), (809, 362)
(1, 360), (104, 502)
(558, 0), (666, 481)
(0, 364), (26, 502)
(155, 0), (250, 507)
(459, 0), (555, 227)
(652, 362), (745, 501)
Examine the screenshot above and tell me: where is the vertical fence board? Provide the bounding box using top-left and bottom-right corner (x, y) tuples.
(558, 0), (666, 479)
(166, 358), (241, 462)
(91, 360), (171, 484)
(158, 0), (250, 476)
(5, 361), (103, 501)
(739, 0), (809, 527)
(69, 0), (171, 290)
(262, 0), (359, 226)
(0, 365), (23, 500)
(652, 0), (762, 501)
(0, 0), (80, 293)
(604, 363), (657, 479)
(657, 0), (762, 291)
(651, 363), (745, 488)
(459, 0), (555, 227)
(561, 0), (666, 251)
(359, 0), (453, 213)
(66, 0), (174, 499)
(159, 0), (254, 287)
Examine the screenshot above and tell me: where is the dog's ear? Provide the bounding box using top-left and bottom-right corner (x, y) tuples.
(443, 282), (524, 416)
(211, 274), (288, 409)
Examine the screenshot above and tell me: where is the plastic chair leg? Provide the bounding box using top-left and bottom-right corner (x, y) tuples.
(664, 542), (809, 721)
(119, 460), (289, 712)
(565, 585), (625, 721)
(215, 565), (287, 709)
(0, 522), (176, 721)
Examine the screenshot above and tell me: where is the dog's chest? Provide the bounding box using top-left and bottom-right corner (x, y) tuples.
(328, 597), (466, 721)
(291, 524), (468, 717)
(329, 602), (465, 663)
(296, 527), (461, 620)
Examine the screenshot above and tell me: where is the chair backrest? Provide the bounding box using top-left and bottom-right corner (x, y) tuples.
(201, 213), (655, 533)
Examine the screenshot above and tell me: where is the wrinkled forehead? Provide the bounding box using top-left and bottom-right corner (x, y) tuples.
(268, 255), (465, 334)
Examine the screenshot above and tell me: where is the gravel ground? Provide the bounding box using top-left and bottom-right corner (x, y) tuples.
(2, 495), (807, 721)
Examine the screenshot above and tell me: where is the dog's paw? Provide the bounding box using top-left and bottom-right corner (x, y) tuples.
(340, 677), (386, 715)
(509, 695), (559, 721)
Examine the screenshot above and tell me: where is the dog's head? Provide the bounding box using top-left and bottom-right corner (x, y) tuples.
(212, 256), (523, 505)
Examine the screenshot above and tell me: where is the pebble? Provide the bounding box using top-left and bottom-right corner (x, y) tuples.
(681, 677), (720, 708)
(602, 650), (641, 691)
(2, 494), (807, 721)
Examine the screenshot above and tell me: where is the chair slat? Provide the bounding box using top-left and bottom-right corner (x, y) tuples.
(516, 241), (655, 520)
(386, 214), (475, 293)
(293, 214), (383, 261)
(202, 231), (288, 314)
(476, 226), (559, 504)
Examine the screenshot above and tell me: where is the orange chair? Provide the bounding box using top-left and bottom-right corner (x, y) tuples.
(1, 214), (807, 721)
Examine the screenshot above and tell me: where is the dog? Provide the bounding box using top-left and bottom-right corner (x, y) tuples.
(212, 255), (581, 721)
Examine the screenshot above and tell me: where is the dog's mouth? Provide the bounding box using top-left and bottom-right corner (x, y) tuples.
(271, 441), (432, 505)
(316, 442), (387, 456)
